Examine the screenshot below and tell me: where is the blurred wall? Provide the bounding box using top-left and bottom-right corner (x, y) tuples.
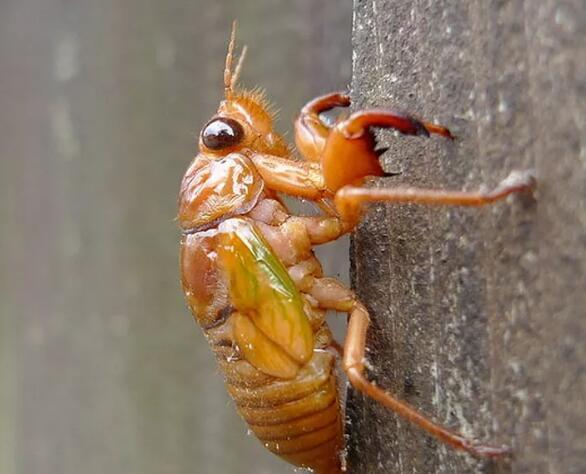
(0, 1), (351, 473)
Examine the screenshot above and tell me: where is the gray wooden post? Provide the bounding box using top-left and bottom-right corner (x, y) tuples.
(346, 1), (586, 473)
(0, 1), (350, 474)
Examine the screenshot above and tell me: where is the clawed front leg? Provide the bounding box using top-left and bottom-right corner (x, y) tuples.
(295, 93), (452, 165)
(339, 109), (454, 140)
(309, 97), (454, 192)
(295, 92), (351, 163)
(249, 152), (328, 200)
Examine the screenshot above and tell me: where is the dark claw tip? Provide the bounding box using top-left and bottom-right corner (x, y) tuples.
(382, 171), (402, 177)
(414, 121), (430, 137)
(375, 147), (389, 157)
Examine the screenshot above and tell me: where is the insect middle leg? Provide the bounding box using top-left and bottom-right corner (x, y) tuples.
(334, 170), (537, 224)
(304, 275), (511, 458)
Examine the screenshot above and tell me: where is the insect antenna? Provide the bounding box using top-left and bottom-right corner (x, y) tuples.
(231, 45), (247, 91)
(224, 20), (247, 100)
(224, 21), (237, 99)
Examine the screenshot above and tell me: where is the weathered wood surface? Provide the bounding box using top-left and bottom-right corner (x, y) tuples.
(0, 1), (350, 474)
(347, 0), (586, 473)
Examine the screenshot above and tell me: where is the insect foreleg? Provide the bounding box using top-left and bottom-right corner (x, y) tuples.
(295, 92), (351, 163)
(338, 109), (454, 140)
(300, 92), (351, 116)
(249, 153), (327, 199)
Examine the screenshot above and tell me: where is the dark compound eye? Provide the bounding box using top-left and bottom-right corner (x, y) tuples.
(201, 117), (244, 150)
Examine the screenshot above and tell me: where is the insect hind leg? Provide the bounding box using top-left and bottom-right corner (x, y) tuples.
(343, 302), (511, 458)
(305, 275), (511, 458)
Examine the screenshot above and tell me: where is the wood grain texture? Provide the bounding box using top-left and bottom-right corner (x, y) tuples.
(347, 0), (586, 473)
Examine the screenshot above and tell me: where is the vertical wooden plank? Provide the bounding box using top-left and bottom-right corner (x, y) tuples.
(348, 0), (586, 472)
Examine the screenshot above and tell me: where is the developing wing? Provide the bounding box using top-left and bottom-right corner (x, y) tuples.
(217, 218), (314, 379)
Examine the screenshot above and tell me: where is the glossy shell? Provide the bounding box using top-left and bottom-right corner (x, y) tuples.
(178, 153), (263, 232)
(179, 151), (343, 472)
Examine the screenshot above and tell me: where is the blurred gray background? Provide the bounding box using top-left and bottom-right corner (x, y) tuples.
(0, 1), (351, 473)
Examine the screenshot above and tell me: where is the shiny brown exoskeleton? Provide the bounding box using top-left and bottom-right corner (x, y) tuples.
(178, 23), (536, 473)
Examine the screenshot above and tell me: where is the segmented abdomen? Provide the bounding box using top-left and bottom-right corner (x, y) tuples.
(214, 331), (343, 474)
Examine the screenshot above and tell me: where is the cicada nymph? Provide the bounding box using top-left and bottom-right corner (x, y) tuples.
(178, 23), (536, 473)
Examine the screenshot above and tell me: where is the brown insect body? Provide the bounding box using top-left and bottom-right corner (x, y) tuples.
(179, 28), (345, 473)
(180, 228), (344, 473)
(179, 158), (346, 472)
(178, 24), (536, 473)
